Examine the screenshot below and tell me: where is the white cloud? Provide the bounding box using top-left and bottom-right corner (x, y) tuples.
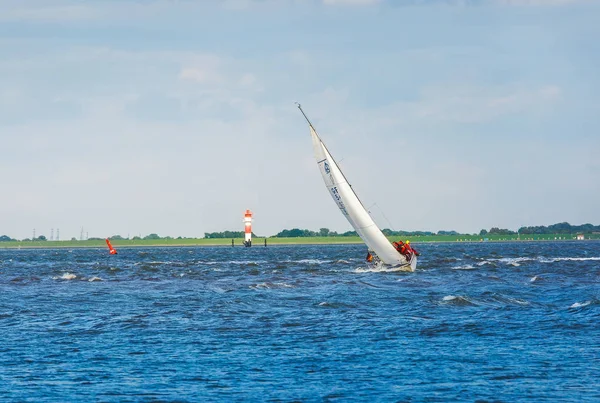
(495, 0), (593, 5)
(0, 4), (99, 22)
(179, 67), (222, 85)
(1, 0), (598, 238)
(409, 84), (562, 123)
(239, 73), (259, 88)
(323, 0), (381, 5)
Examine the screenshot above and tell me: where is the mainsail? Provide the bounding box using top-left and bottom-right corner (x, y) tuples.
(297, 103), (416, 270)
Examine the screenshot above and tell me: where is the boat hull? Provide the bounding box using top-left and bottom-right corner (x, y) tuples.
(368, 253), (417, 272)
(390, 255), (417, 272)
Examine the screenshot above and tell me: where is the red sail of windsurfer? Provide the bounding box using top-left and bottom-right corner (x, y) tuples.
(105, 238), (117, 255)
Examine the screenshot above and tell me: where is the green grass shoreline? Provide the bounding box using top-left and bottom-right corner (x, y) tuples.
(1, 234), (597, 249)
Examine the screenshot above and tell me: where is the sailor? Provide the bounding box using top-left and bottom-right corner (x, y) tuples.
(401, 240), (420, 260)
(366, 251), (373, 262)
(392, 241), (404, 253)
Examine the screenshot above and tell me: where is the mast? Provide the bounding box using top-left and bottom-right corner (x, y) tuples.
(295, 102), (315, 130)
(295, 102), (371, 215)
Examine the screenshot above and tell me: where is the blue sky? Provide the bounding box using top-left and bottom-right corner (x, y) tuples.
(1, 0), (599, 240)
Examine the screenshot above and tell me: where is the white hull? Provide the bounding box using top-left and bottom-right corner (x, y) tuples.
(371, 253), (417, 272)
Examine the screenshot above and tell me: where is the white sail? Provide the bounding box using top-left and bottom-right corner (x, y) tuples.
(306, 121), (416, 271)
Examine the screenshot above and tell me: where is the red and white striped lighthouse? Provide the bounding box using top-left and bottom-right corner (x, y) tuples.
(243, 209), (253, 247)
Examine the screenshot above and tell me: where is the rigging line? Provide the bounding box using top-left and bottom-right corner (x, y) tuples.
(380, 207), (397, 232)
(370, 203), (397, 232)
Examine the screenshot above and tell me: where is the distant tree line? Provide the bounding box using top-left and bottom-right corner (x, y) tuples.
(204, 231), (257, 239)
(273, 228), (357, 237)
(479, 228), (517, 236)
(517, 222), (600, 235)
(2, 222), (599, 241)
(477, 222), (600, 236)
(273, 228), (459, 238)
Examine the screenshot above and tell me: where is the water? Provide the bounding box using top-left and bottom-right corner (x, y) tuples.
(1, 242), (599, 402)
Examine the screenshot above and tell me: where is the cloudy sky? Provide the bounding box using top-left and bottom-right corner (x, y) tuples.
(1, 0), (598, 240)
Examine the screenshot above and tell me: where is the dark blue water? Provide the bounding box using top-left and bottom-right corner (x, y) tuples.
(1, 242), (599, 402)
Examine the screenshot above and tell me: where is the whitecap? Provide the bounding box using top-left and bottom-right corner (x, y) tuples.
(88, 276), (102, 282)
(452, 264), (475, 270)
(441, 295), (477, 306)
(541, 257), (600, 263)
(54, 273), (76, 280)
(355, 264), (412, 273)
(570, 301), (591, 308)
(484, 257), (532, 266)
(296, 259), (330, 264)
(500, 296), (530, 306)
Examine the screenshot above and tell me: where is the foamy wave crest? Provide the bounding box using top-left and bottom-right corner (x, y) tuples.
(569, 301), (592, 309)
(355, 263), (412, 273)
(491, 295), (530, 306)
(88, 276), (102, 282)
(452, 264), (476, 270)
(441, 295), (477, 306)
(540, 257), (600, 263)
(250, 282), (294, 290)
(54, 273), (77, 280)
(296, 259), (333, 264)
(496, 257), (533, 266)
(133, 261), (174, 266)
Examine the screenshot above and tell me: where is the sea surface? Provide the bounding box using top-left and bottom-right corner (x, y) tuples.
(1, 241), (599, 402)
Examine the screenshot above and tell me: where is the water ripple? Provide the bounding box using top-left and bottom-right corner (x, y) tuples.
(0, 242), (599, 402)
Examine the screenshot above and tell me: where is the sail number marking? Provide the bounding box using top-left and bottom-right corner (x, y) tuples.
(330, 186), (349, 215)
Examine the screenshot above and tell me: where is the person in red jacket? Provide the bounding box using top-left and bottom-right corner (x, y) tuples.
(400, 240), (420, 261)
(392, 240), (404, 253)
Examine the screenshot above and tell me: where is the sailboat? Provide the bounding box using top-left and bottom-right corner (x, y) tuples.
(297, 103), (417, 272)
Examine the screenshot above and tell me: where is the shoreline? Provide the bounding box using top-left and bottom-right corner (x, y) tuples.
(1, 235), (598, 250)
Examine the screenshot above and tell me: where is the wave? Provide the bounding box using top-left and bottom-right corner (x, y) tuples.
(318, 301), (359, 309)
(452, 264), (476, 270)
(473, 256), (600, 267)
(53, 273), (77, 280)
(441, 295), (478, 306)
(540, 257), (600, 263)
(569, 299), (598, 309)
(354, 264), (412, 273)
(489, 294), (530, 306)
(249, 282), (294, 290)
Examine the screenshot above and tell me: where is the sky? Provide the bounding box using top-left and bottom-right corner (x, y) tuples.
(1, 0), (599, 240)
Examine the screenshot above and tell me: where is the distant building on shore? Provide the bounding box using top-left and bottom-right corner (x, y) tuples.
(576, 234), (585, 240)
